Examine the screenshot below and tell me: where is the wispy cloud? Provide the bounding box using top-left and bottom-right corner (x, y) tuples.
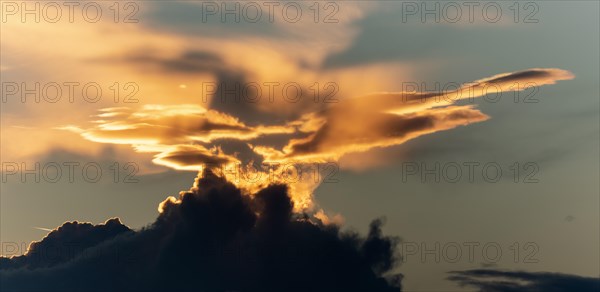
(62, 68), (573, 210)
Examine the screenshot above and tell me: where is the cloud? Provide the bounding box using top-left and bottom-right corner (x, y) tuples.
(267, 105), (489, 162)
(76, 104), (292, 145)
(0, 171), (402, 292)
(62, 68), (573, 209)
(149, 144), (240, 171)
(259, 68), (574, 163)
(448, 269), (600, 292)
(1, 218), (131, 270)
(65, 104), (294, 170)
(108, 48), (347, 124)
(123, 50), (235, 76)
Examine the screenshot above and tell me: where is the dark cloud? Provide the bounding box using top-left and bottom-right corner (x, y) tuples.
(0, 218), (131, 270)
(0, 170), (402, 292)
(114, 49), (265, 124)
(124, 50), (234, 76)
(481, 69), (556, 84)
(117, 49), (324, 125)
(448, 269), (600, 292)
(122, 51), (257, 124)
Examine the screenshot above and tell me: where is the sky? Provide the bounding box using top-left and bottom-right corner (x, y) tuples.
(1, 1), (599, 291)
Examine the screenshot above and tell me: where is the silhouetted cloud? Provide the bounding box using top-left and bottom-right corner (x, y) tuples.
(0, 171), (402, 292)
(448, 269), (600, 292)
(0, 218), (131, 270)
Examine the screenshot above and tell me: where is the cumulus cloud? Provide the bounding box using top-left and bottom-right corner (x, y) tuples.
(448, 269), (600, 292)
(0, 171), (402, 292)
(1, 218), (131, 270)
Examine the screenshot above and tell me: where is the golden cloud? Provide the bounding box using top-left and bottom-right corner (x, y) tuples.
(65, 68), (573, 210)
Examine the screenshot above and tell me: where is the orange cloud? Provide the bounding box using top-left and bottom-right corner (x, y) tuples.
(64, 68), (573, 210)
(260, 68), (574, 163)
(68, 104), (294, 146)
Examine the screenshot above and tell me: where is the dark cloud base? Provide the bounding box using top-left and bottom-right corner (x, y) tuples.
(449, 269), (600, 292)
(2, 172), (596, 292)
(0, 170), (402, 292)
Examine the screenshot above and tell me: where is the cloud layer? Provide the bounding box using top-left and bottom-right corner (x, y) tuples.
(0, 171), (402, 292)
(449, 269), (600, 292)
(64, 68), (574, 209)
